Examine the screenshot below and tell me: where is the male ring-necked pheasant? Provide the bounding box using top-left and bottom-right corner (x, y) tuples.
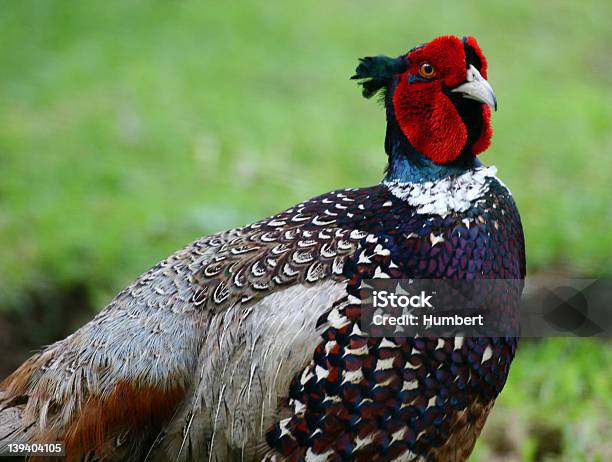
(0, 35), (525, 461)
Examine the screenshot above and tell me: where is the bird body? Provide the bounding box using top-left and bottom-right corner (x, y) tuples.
(0, 35), (525, 461)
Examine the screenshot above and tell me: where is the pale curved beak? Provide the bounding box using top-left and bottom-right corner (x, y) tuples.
(451, 64), (497, 111)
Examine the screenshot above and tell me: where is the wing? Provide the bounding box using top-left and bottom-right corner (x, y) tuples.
(0, 185), (386, 460)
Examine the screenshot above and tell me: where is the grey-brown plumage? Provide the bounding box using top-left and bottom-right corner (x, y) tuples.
(0, 192), (367, 460)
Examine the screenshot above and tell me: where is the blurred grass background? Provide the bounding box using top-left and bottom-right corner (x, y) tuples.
(0, 0), (610, 460)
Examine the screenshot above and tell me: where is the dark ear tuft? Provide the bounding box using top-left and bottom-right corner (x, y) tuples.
(351, 55), (407, 98)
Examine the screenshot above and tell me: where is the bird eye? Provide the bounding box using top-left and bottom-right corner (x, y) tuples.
(418, 62), (436, 78)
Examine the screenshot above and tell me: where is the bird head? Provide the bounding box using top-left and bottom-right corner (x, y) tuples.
(353, 35), (496, 165)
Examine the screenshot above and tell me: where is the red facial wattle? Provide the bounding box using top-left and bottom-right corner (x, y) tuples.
(393, 76), (468, 164)
(471, 105), (492, 155)
(391, 35), (494, 164)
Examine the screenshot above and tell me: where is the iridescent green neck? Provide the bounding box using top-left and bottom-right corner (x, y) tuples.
(384, 149), (480, 183)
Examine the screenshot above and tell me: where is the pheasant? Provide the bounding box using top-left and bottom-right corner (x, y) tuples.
(0, 35), (525, 461)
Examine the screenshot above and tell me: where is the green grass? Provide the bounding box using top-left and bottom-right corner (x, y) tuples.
(0, 1), (611, 460)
